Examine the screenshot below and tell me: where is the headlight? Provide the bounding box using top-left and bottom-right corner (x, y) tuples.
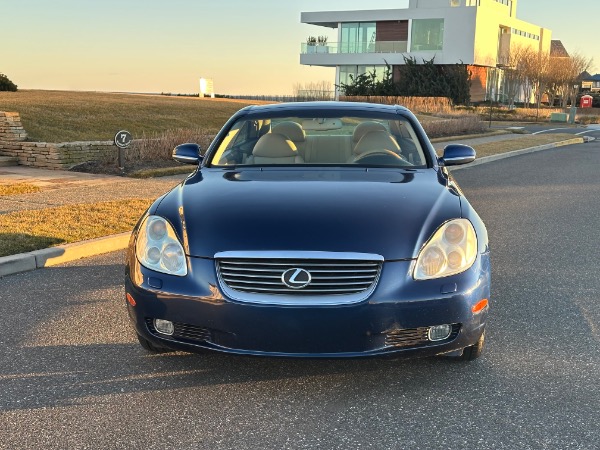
(135, 216), (187, 276)
(414, 219), (477, 280)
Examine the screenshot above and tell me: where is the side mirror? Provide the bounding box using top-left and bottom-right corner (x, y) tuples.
(173, 143), (202, 165)
(439, 144), (476, 166)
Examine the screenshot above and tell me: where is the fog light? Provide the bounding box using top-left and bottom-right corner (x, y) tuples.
(428, 324), (452, 341)
(154, 319), (174, 336)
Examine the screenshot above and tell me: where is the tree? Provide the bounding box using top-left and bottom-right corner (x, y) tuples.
(501, 45), (535, 107)
(292, 80), (334, 100)
(527, 52), (551, 117)
(564, 54), (592, 107)
(440, 63), (471, 105)
(0, 73), (18, 91)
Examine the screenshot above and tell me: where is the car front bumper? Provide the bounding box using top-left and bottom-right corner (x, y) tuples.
(125, 254), (490, 358)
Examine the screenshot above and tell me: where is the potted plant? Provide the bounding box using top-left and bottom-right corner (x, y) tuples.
(317, 36), (329, 54)
(306, 36), (317, 54)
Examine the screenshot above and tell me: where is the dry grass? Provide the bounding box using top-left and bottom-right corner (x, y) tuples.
(476, 106), (600, 123)
(429, 130), (509, 143)
(423, 116), (486, 139)
(129, 166), (195, 179)
(578, 115), (600, 125)
(0, 183), (41, 195)
(126, 128), (217, 162)
(340, 95), (454, 114)
(93, 127), (218, 171)
(0, 198), (151, 256)
(0, 90), (270, 142)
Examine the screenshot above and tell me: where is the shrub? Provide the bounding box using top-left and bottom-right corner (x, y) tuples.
(339, 57), (471, 105)
(422, 116), (485, 139)
(0, 73), (18, 91)
(578, 115), (600, 125)
(100, 128), (217, 165)
(395, 56), (471, 105)
(339, 95), (453, 114)
(126, 128), (217, 162)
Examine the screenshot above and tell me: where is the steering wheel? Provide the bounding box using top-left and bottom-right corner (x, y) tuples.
(352, 149), (409, 165)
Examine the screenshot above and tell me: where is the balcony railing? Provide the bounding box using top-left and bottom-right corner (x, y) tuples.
(301, 41), (408, 55)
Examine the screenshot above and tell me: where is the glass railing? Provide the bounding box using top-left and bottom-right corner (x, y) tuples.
(301, 41), (408, 55)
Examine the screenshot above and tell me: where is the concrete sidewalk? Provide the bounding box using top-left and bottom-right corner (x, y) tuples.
(0, 131), (585, 277)
(0, 166), (189, 214)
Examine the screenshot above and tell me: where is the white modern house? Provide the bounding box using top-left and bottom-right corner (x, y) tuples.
(300, 0), (552, 101)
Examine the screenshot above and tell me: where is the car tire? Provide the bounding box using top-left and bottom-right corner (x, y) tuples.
(137, 334), (172, 353)
(460, 330), (485, 361)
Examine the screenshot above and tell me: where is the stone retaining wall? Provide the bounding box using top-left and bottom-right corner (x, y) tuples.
(0, 111), (116, 169)
(0, 140), (115, 170)
(0, 111), (27, 141)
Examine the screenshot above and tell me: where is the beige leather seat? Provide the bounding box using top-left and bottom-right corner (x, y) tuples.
(272, 122), (306, 158)
(350, 130), (401, 162)
(246, 133), (304, 165)
(352, 121), (387, 149)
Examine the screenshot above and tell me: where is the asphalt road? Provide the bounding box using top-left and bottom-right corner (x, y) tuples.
(517, 123), (600, 138)
(1, 141), (599, 449)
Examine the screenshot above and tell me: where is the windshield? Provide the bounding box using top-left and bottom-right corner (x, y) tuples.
(208, 114), (428, 168)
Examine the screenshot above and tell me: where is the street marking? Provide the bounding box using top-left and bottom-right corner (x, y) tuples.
(532, 128), (570, 135)
(575, 130), (600, 135)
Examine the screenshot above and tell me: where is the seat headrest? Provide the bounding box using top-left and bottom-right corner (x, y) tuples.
(272, 121), (306, 143)
(354, 130), (401, 155)
(253, 133), (298, 158)
(352, 121), (387, 143)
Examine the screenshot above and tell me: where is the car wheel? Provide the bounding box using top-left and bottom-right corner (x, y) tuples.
(460, 330), (485, 361)
(137, 334), (172, 354)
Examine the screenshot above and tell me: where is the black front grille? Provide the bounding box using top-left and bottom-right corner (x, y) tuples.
(217, 258), (381, 296)
(146, 318), (212, 343)
(385, 324), (461, 348)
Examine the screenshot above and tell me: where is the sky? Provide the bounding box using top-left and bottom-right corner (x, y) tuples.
(0, 0), (597, 95)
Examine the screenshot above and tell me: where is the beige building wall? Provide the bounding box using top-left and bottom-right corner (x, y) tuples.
(474, 0), (551, 67)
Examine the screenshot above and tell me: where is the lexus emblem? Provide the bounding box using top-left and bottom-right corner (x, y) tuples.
(281, 268), (312, 289)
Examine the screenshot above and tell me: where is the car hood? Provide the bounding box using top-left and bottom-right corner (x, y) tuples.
(155, 168), (462, 260)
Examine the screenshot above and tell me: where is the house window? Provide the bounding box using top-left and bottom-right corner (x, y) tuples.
(411, 19), (444, 51)
(340, 22), (376, 53)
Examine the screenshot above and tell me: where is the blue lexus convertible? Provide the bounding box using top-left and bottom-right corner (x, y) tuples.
(125, 102), (490, 360)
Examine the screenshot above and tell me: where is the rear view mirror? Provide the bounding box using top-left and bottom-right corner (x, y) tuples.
(173, 143), (202, 165)
(302, 118), (343, 131)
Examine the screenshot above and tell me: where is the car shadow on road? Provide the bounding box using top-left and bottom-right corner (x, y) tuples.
(0, 339), (488, 413)
(0, 262), (495, 413)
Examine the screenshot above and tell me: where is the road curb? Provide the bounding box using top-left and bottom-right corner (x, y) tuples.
(0, 137), (586, 277)
(0, 232), (131, 277)
(449, 137), (584, 172)
(0, 254), (37, 277)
